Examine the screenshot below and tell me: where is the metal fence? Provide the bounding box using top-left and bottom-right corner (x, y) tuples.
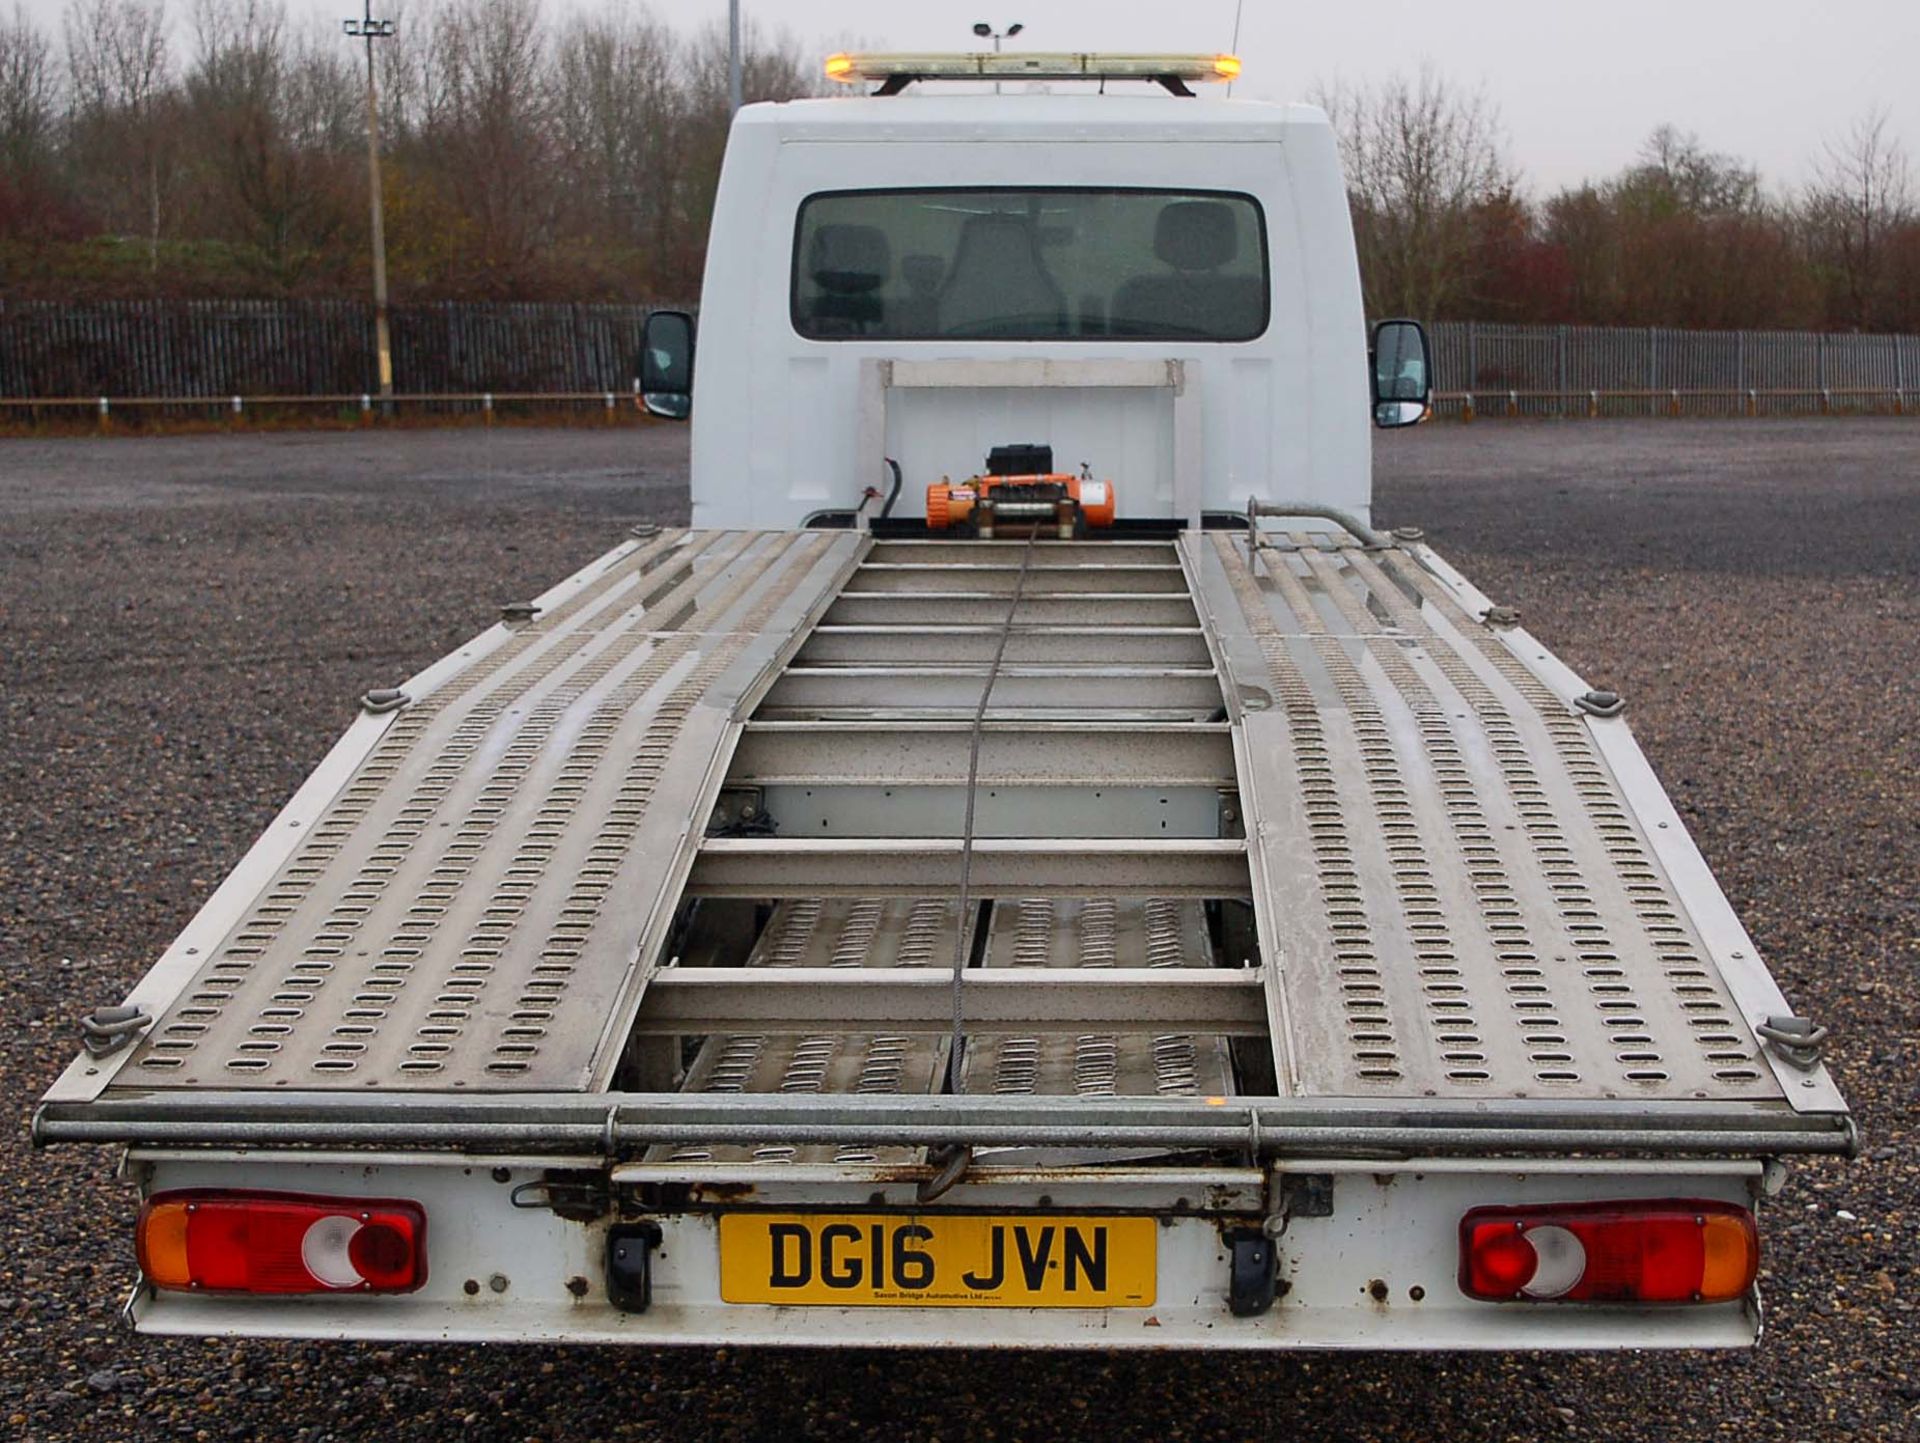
(0, 299), (677, 398)
(2, 302), (1916, 416)
(1429, 322), (1920, 417)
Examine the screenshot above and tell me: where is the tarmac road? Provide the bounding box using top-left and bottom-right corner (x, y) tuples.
(0, 418), (1913, 1441)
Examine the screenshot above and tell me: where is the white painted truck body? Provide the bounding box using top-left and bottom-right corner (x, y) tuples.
(38, 78), (1851, 1352)
(690, 96), (1369, 530)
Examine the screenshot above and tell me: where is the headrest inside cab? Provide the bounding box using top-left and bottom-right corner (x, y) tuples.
(810, 224), (891, 294)
(1155, 201), (1238, 271)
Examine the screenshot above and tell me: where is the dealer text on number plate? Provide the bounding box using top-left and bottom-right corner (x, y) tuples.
(719, 1213), (1157, 1307)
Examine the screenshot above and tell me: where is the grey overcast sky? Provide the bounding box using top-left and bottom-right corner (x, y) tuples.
(20, 0), (1917, 193)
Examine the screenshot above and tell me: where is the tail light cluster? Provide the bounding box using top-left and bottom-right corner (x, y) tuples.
(137, 1191), (427, 1295)
(1459, 1199), (1757, 1304)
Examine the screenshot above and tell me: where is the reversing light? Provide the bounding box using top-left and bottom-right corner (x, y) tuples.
(136, 1191), (427, 1295)
(1459, 1200), (1757, 1304)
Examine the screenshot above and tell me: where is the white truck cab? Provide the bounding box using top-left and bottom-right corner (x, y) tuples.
(40, 54), (1847, 1355)
(669, 74), (1396, 531)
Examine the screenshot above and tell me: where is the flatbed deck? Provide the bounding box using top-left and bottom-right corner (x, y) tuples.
(39, 524), (1848, 1157)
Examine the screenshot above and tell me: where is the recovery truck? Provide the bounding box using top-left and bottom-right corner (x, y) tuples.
(37, 51), (1853, 1350)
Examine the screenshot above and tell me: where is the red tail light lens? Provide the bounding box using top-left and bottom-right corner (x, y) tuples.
(1459, 1199), (1757, 1304)
(136, 1191), (427, 1295)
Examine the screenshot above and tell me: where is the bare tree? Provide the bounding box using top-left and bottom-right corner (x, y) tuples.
(0, 4), (59, 178)
(665, 16), (816, 289)
(550, 7), (681, 262)
(416, 0), (555, 288)
(3, 11), (1904, 324)
(1625, 125), (1762, 216)
(1803, 106), (1914, 329)
(182, 0), (358, 280)
(373, 0), (422, 142)
(1316, 66), (1515, 321)
(1542, 125), (1811, 329)
(63, 0), (174, 267)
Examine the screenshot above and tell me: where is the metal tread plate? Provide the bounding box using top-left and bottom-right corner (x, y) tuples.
(115, 530), (861, 1092)
(655, 895), (1235, 1168)
(961, 897), (1234, 1101)
(1189, 530), (1788, 1106)
(652, 897), (962, 1166)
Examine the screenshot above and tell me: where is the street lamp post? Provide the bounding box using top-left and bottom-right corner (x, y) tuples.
(343, 3), (397, 408)
(728, 0), (743, 117)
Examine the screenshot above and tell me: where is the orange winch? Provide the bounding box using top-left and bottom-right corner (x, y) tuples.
(925, 472), (1118, 536)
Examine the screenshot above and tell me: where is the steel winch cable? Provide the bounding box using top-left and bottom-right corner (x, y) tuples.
(945, 522), (1042, 1098)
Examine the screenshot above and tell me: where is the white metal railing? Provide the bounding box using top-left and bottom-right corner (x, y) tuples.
(0, 390), (656, 428)
(1430, 321), (1920, 406)
(1432, 386), (1913, 421)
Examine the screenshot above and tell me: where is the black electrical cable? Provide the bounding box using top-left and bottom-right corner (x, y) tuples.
(880, 457), (903, 519)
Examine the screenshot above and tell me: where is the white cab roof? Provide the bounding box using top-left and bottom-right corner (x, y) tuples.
(737, 94), (1329, 145)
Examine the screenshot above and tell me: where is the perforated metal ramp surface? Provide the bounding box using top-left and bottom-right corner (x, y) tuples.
(961, 898), (1234, 1100)
(1189, 530), (1787, 1105)
(121, 530), (860, 1092)
(102, 523), (1793, 1116)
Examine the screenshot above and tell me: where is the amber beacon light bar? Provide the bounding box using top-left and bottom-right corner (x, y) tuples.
(824, 51), (1242, 92)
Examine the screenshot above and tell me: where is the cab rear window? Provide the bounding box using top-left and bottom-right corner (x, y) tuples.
(792, 187), (1269, 342)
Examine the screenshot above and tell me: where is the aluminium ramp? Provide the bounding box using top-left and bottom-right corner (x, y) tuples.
(1187, 527), (1824, 1110)
(85, 528), (861, 1095)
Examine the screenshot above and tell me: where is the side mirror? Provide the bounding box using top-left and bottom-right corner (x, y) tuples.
(638, 309), (695, 420)
(1370, 318), (1432, 429)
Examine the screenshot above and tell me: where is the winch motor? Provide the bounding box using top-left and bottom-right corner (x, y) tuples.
(924, 444), (1118, 538)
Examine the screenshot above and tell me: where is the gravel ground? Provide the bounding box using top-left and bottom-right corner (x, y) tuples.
(1, 419), (1913, 1441)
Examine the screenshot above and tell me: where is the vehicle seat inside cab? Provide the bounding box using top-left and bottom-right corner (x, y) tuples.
(1111, 200), (1265, 338)
(805, 223), (891, 335)
(938, 213), (1069, 336)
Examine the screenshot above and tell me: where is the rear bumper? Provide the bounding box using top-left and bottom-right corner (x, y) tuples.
(131, 1289), (1760, 1351)
(121, 1151), (1767, 1351)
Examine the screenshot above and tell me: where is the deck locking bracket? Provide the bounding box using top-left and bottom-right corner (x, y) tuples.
(1757, 1015), (1829, 1071)
(708, 786), (774, 837)
(510, 1172), (612, 1222)
(1226, 1230), (1279, 1317)
(359, 687), (411, 715)
(1482, 605), (1522, 629)
(606, 1222), (664, 1313)
(1216, 790), (1244, 838)
(1261, 1172), (1334, 1243)
(79, 1004), (150, 1057)
(1575, 689), (1626, 718)
(499, 601), (542, 625)
(1273, 1172), (1335, 1223)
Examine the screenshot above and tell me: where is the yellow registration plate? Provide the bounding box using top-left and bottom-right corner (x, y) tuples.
(718, 1213), (1157, 1307)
